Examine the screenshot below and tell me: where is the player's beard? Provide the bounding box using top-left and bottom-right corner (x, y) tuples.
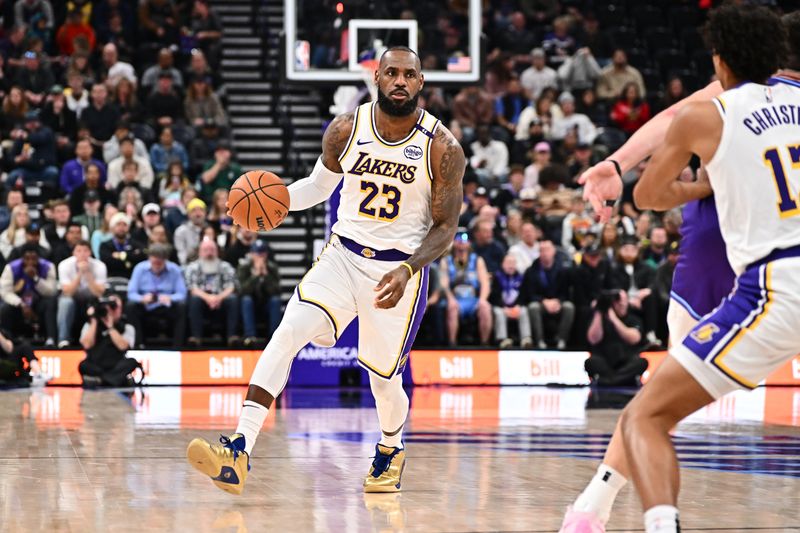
(377, 87), (420, 117)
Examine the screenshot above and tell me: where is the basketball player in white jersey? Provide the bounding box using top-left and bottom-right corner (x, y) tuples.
(560, 11), (800, 532)
(605, 6), (791, 533)
(186, 47), (465, 495)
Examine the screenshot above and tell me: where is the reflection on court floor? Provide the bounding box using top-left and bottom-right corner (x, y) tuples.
(5, 386), (800, 532)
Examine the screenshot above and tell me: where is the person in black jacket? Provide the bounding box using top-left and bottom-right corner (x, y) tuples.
(4, 110), (59, 188)
(238, 240), (281, 346)
(571, 242), (611, 349)
(39, 85), (77, 163)
(520, 239), (575, 349)
(78, 293), (138, 387)
(98, 213), (146, 278)
(607, 234), (659, 347)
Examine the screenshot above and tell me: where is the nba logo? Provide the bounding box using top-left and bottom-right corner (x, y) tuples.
(295, 40), (310, 71)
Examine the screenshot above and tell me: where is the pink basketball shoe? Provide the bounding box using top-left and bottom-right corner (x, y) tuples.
(558, 506), (606, 533)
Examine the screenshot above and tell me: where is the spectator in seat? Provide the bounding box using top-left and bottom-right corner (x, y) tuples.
(659, 76), (688, 112)
(452, 86), (493, 143)
(103, 120), (148, 163)
(0, 86), (28, 141)
(157, 160), (191, 208)
(224, 227), (258, 267)
(571, 242), (611, 349)
(111, 77), (140, 124)
(174, 197), (207, 266)
(508, 221), (541, 272)
(126, 243), (186, 347)
(107, 136), (155, 190)
(101, 42), (136, 88)
(90, 203), (118, 258)
(14, 50), (53, 106)
(585, 289), (648, 386)
(78, 292), (138, 387)
(490, 253), (532, 349)
(457, 185), (489, 228)
(520, 48), (557, 101)
(520, 238), (574, 349)
(608, 234), (659, 347)
(493, 166), (526, 214)
(43, 200), (88, 250)
(238, 239), (281, 346)
(184, 74), (227, 130)
(541, 15), (576, 66)
(141, 47), (183, 94)
(163, 187), (197, 235)
(73, 190), (104, 236)
(550, 92), (597, 145)
(472, 219), (506, 274)
(14, 0), (54, 31)
(146, 223), (178, 263)
(641, 226), (669, 268)
(99, 212), (146, 278)
(60, 138), (106, 195)
(439, 233), (492, 346)
(95, 5), (136, 61)
(5, 110), (59, 188)
(0, 190), (24, 234)
(132, 203), (162, 243)
(189, 0), (223, 68)
(49, 221), (84, 266)
(65, 71), (89, 119)
(524, 141), (552, 190)
(610, 82), (652, 136)
(69, 163), (114, 216)
(7, 218), (50, 260)
(56, 8), (96, 56)
(149, 126), (188, 174)
(189, 118), (224, 174)
(83, 83), (120, 153)
(198, 141), (242, 203)
(469, 124), (509, 185)
(558, 47), (602, 93)
(596, 48), (646, 101)
(146, 71), (183, 129)
(40, 84), (78, 162)
(185, 48), (222, 93)
(0, 243), (57, 345)
(561, 195), (594, 255)
(653, 239), (680, 345)
(138, 0), (180, 47)
(494, 77), (526, 141)
(0, 26), (28, 71)
(57, 239), (106, 348)
(185, 238), (239, 347)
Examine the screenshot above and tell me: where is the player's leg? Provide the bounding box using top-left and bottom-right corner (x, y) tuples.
(561, 298), (699, 533)
(493, 306), (511, 347)
(446, 297), (460, 345)
(528, 302), (546, 348)
(369, 372), (409, 449)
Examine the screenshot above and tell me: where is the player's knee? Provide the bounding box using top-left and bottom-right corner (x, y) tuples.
(268, 322), (298, 355)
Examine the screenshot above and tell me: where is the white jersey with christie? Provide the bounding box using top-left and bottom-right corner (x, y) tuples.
(333, 102), (440, 254)
(705, 79), (800, 274)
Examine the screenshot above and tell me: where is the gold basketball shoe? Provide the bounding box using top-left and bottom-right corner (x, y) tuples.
(187, 433), (250, 495)
(363, 444), (405, 493)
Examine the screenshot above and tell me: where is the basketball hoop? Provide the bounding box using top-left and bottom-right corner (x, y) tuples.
(360, 58), (379, 101)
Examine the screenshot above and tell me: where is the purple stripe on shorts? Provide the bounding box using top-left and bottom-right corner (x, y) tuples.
(399, 265), (429, 360)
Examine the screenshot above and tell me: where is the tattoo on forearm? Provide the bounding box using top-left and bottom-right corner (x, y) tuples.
(407, 127), (465, 272)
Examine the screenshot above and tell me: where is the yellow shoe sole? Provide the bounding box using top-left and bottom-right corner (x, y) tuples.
(186, 438), (246, 496)
(363, 482), (402, 493)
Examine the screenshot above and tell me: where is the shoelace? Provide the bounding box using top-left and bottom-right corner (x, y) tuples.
(370, 447), (398, 476)
(219, 435), (243, 462)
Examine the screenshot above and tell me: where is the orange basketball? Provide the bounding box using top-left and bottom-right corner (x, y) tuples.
(227, 170), (290, 232)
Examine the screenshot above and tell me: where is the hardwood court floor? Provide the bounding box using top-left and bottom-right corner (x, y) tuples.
(1, 386), (798, 532)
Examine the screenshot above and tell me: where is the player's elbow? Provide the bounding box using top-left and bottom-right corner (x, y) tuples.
(632, 182), (659, 211)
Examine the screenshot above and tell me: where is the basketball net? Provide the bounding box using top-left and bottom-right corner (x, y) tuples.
(360, 58), (379, 101)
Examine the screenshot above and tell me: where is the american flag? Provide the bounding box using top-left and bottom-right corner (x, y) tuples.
(447, 56), (472, 72)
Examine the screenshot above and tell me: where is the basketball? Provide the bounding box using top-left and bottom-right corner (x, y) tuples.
(227, 170), (290, 232)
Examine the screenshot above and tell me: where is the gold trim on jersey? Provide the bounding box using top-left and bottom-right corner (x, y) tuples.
(424, 120), (440, 182)
(369, 102), (425, 148)
(337, 106), (362, 163)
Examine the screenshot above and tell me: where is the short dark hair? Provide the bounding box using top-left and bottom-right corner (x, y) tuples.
(20, 242), (40, 256)
(783, 12), (800, 71)
(74, 239), (91, 249)
(704, 5), (787, 84)
(379, 46), (421, 69)
(51, 199), (68, 209)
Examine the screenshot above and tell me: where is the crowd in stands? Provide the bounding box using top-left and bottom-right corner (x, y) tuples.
(0, 0), (284, 350)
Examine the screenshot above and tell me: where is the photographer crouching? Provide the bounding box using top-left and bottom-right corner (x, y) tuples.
(585, 289), (648, 387)
(78, 293), (139, 387)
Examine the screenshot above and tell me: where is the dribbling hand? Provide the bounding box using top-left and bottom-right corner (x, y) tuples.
(578, 160), (623, 223)
(373, 266), (412, 310)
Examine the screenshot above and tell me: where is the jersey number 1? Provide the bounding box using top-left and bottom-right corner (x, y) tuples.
(764, 145), (800, 217)
(359, 180), (401, 221)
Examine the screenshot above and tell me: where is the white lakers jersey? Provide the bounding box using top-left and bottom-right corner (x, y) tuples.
(705, 79), (800, 275)
(333, 102), (440, 254)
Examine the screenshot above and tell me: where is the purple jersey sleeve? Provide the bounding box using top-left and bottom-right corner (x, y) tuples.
(671, 197), (736, 319)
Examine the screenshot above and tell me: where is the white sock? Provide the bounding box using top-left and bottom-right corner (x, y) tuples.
(235, 400), (269, 455)
(379, 428), (404, 449)
(644, 505), (680, 533)
(573, 464), (628, 524)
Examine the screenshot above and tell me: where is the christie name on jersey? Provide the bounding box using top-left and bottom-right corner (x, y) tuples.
(348, 151), (419, 184)
(743, 103), (800, 135)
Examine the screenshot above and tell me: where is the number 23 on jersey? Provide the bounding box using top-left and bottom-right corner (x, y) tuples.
(359, 180), (401, 221)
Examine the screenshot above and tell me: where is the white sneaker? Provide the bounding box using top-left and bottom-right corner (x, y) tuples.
(57, 340), (70, 349)
(537, 340), (547, 350)
(557, 339), (566, 350)
(31, 372), (51, 388)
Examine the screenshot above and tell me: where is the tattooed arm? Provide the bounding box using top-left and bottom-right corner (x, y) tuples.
(287, 112), (353, 211)
(374, 124), (465, 309)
